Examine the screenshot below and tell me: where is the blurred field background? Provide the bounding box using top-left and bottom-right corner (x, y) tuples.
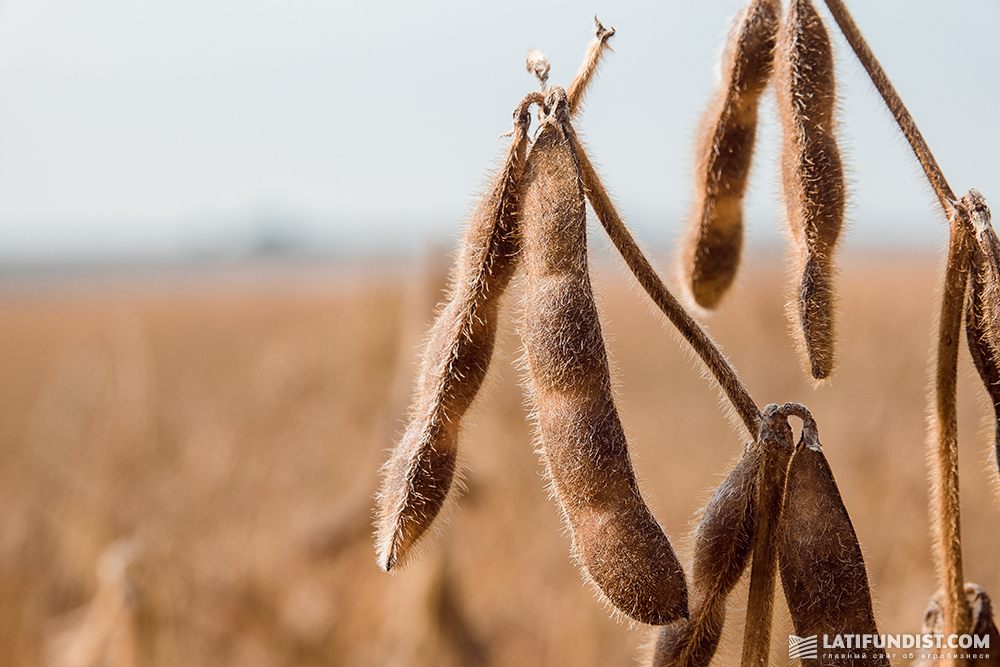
(1, 248), (998, 667)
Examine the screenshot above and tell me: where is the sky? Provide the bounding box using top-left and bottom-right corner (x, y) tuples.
(0, 0), (996, 262)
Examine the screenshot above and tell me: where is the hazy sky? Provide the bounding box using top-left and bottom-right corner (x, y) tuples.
(0, 0), (996, 261)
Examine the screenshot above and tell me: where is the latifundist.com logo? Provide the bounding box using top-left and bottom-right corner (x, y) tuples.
(788, 634), (991, 662)
(789, 635), (818, 660)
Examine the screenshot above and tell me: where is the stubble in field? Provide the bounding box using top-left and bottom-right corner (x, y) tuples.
(0, 253), (996, 666)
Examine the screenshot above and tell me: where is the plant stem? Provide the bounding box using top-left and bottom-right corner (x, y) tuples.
(566, 17), (615, 117)
(821, 0), (957, 215)
(741, 405), (792, 667)
(573, 143), (762, 437)
(931, 201), (974, 664)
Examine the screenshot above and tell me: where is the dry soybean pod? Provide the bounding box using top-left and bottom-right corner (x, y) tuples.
(653, 447), (760, 667)
(521, 87), (687, 626)
(967, 585), (1000, 667)
(963, 192), (1000, 477)
(740, 404), (795, 667)
(919, 584), (1000, 667)
(775, 0), (846, 381)
(682, 0), (780, 310)
(778, 413), (887, 667)
(375, 92), (542, 572)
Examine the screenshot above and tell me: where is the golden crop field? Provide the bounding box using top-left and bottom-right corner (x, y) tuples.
(1, 251), (998, 667)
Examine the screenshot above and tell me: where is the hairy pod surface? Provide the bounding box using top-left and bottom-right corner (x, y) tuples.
(521, 88), (687, 626)
(653, 447), (760, 667)
(963, 192), (1000, 477)
(966, 585), (1000, 667)
(683, 0), (780, 310)
(778, 430), (885, 667)
(375, 99), (536, 572)
(775, 0), (846, 380)
(918, 583), (1000, 667)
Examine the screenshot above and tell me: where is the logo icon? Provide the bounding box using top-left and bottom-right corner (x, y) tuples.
(789, 635), (818, 660)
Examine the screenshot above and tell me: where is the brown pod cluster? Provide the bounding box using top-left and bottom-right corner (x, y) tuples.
(654, 405), (794, 667)
(375, 95), (539, 572)
(775, 0), (846, 381)
(521, 87), (687, 626)
(778, 422), (886, 667)
(683, 0), (780, 310)
(652, 448), (760, 667)
(963, 191), (1000, 476)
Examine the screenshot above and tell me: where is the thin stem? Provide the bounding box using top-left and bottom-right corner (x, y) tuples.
(572, 142), (762, 437)
(821, 0), (956, 216)
(740, 405), (793, 667)
(566, 17), (615, 117)
(931, 201), (974, 663)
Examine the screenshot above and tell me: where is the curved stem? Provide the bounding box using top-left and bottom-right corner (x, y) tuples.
(821, 0), (956, 216)
(572, 142), (762, 437)
(931, 201), (974, 664)
(776, 402), (819, 446)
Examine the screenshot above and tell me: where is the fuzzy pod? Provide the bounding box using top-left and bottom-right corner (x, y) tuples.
(967, 585), (1000, 667)
(778, 429), (886, 667)
(963, 191), (1000, 477)
(775, 0), (846, 381)
(683, 0), (780, 310)
(375, 97), (537, 572)
(652, 447), (760, 666)
(521, 87), (687, 626)
(917, 583), (1000, 667)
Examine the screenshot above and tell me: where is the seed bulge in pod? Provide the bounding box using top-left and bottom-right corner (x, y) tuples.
(521, 87), (687, 626)
(375, 95), (536, 572)
(774, 0), (846, 381)
(683, 0), (781, 310)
